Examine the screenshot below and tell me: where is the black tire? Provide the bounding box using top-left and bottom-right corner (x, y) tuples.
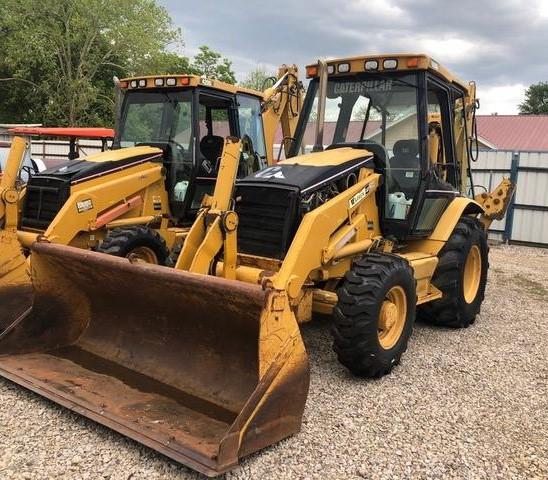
(419, 216), (488, 328)
(96, 226), (169, 266)
(332, 253), (416, 378)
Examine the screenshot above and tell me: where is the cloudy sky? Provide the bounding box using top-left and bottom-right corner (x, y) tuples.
(159, 0), (548, 114)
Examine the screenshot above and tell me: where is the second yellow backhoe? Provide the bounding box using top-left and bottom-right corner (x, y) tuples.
(0, 54), (514, 476)
(0, 65), (303, 329)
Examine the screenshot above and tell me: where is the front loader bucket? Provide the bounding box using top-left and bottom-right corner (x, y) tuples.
(0, 243), (309, 476)
(0, 228), (32, 333)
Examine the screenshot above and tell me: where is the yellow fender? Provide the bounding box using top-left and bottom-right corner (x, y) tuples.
(409, 197), (484, 256)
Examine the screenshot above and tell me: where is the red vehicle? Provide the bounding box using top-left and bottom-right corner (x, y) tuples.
(7, 127), (115, 164)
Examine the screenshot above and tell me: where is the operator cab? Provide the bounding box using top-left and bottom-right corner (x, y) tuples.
(113, 76), (267, 224)
(290, 55), (476, 240)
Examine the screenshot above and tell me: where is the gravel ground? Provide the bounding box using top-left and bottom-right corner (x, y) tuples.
(0, 244), (546, 480)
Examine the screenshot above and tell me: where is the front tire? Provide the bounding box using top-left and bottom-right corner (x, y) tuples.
(97, 226), (169, 266)
(419, 216), (488, 328)
(332, 253), (416, 378)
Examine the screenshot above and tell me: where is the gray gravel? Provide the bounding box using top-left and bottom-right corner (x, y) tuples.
(0, 244), (547, 480)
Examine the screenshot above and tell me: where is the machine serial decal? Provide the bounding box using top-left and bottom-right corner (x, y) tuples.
(349, 184), (370, 208)
(76, 199), (94, 213)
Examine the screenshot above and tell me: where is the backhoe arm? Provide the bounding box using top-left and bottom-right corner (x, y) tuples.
(456, 82), (515, 226)
(262, 65), (304, 165)
(475, 178), (515, 230)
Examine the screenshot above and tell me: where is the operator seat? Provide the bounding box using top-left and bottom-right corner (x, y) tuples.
(199, 135), (224, 174)
(388, 139), (420, 197)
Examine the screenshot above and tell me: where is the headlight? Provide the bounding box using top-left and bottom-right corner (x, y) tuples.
(338, 63), (350, 73)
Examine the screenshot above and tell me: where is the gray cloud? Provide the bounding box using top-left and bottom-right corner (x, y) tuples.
(159, 0), (548, 112)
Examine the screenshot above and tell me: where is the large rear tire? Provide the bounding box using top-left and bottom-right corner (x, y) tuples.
(332, 253), (416, 378)
(97, 226), (169, 266)
(419, 216), (488, 328)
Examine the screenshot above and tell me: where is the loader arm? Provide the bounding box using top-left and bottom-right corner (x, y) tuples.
(270, 169), (382, 298)
(0, 137), (26, 228)
(262, 65), (304, 164)
(175, 137), (241, 278)
(0, 137), (32, 331)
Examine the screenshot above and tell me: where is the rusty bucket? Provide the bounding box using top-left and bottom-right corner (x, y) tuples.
(0, 243), (309, 476)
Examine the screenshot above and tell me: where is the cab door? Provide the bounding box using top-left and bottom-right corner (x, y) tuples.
(181, 89), (239, 222)
(410, 76), (463, 236)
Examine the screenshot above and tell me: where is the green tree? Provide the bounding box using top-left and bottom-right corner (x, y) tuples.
(191, 46), (236, 84)
(240, 67), (274, 91)
(0, 2), (236, 126)
(519, 82), (548, 114)
(0, 0), (184, 126)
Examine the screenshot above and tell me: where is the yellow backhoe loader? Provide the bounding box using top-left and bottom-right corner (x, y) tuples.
(0, 54), (514, 476)
(0, 66), (303, 328)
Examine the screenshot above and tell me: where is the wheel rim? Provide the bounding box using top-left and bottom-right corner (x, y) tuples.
(378, 286), (407, 350)
(463, 245), (481, 304)
(126, 246), (159, 265)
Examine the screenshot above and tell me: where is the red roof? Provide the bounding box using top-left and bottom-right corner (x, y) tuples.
(274, 115), (548, 152)
(476, 115), (548, 152)
(8, 127), (115, 139)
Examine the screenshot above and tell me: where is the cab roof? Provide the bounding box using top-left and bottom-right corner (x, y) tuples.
(120, 74), (264, 99)
(306, 53), (471, 94)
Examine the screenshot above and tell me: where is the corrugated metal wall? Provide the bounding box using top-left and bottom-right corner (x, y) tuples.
(472, 150), (548, 246)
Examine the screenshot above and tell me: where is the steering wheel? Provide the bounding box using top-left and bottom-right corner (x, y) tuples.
(170, 140), (186, 155)
(20, 163), (39, 183)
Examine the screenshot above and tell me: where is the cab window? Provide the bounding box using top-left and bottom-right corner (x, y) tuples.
(237, 94), (267, 165)
(196, 95), (233, 178)
(294, 74), (421, 220)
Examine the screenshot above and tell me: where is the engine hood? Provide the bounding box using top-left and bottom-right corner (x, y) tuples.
(36, 146), (163, 184)
(238, 147), (374, 192)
